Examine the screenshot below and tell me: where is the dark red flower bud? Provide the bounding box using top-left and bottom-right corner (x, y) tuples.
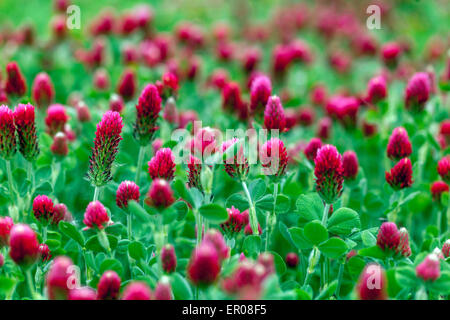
(9, 224), (39, 267)
(314, 145), (344, 204)
(220, 206), (246, 235)
(122, 281), (152, 300)
(222, 82), (242, 113)
(387, 127), (412, 161)
(83, 201), (110, 230)
(244, 223), (262, 235)
(326, 95), (359, 129)
(430, 181), (449, 201)
(93, 68), (110, 91)
(187, 155), (202, 190)
(242, 47), (261, 74)
(376, 222), (400, 251)
(68, 287), (97, 300)
(397, 227), (411, 257)
(145, 179), (175, 208)
(148, 148), (176, 181)
(5, 62), (27, 97)
(161, 244), (177, 273)
(416, 253), (440, 281)
(33, 195), (59, 225)
(304, 138), (322, 162)
(342, 151), (359, 180)
(45, 104), (69, 136)
(187, 241), (221, 286)
(54, 0), (69, 12)
(317, 117), (332, 140)
(404, 72), (431, 113)
(385, 158), (413, 190)
(257, 252), (275, 279)
(134, 84), (161, 145)
(356, 263), (387, 300)
(439, 120), (450, 148)
(362, 119), (378, 137)
(381, 42), (402, 69)
(76, 101), (91, 122)
(298, 107), (315, 127)
(311, 84), (328, 106)
(117, 69), (136, 101)
(0, 216), (13, 248)
(32, 72), (55, 108)
(154, 277), (173, 300)
(38, 243), (51, 262)
(366, 75), (387, 104)
(221, 138), (249, 181)
(109, 94), (124, 114)
(97, 270), (121, 300)
(250, 75), (271, 114)
(264, 96), (286, 132)
(46, 256), (74, 300)
(437, 156), (450, 182)
(203, 229), (229, 262)
(88, 111), (123, 187)
(286, 252), (299, 268)
(157, 72), (179, 100)
(53, 203), (69, 223)
(442, 240), (450, 258)
(116, 180), (140, 209)
(0, 105), (16, 160)
(259, 138), (288, 178)
(13, 103), (40, 162)
(50, 132), (69, 156)
(163, 97), (178, 124)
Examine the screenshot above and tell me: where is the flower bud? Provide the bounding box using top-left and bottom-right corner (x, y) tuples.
(203, 229), (229, 262)
(376, 222), (400, 252)
(156, 72), (179, 100)
(0, 105), (16, 160)
(405, 72), (431, 113)
(244, 222), (262, 235)
(356, 263), (387, 300)
(259, 138), (288, 178)
(298, 108), (315, 127)
(250, 75), (272, 115)
(397, 227), (411, 257)
(314, 144), (344, 204)
(145, 179), (175, 208)
(221, 138), (249, 181)
(163, 97), (178, 124)
(5, 62), (27, 97)
(68, 287), (97, 300)
(109, 94), (124, 114)
(32, 72), (54, 108)
(46, 256), (74, 300)
(161, 244), (177, 273)
(437, 156), (450, 183)
(33, 195), (60, 225)
(342, 151), (359, 180)
(317, 117), (332, 140)
(187, 241), (221, 286)
(430, 181), (449, 201)
(386, 127), (412, 161)
(221, 206), (246, 235)
(416, 253), (440, 281)
(442, 240), (450, 258)
(0, 216), (13, 248)
(366, 75), (387, 104)
(385, 158), (413, 190)
(148, 148), (176, 181)
(187, 155), (202, 190)
(264, 96), (286, 132)
(13, 103), (40, 162)
(76, 101), (91, 122)
(97, 270), (121, 300)
(50, 132), (69, 157)
(117, 69), (136, 101)
(285, 252), (299, 268)
(38, 243), (51, 262)
(222, 82), (243, 113)
(311, 84), (327, 106)
(54, 203), (70, 222)
(154, 276), (173, 300)
(83, 201), (110, 230)
(9, 224), (39, 267)
(122, 281), (152, 300)
(134, 84), (161, 145)
(116, 180), (140, 209)
(381, 42), (402, 69)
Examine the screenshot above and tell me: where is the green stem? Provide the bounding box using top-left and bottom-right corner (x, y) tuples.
(127, 210), (132, 240)
(335, 262), (344, 299)
(265, 183), (278, 251)
(303, 247), (320, 287)
(194, 209), (202, 246)
(93, 186), (100, 202)
(322, 203), (331, 226)
(135, 146), (145, 186)
(445, 195), (450, 234)
(51, 160), (61, 195)
(25, 269), (37, 299)
(5, 160), (16, 202)
(242, 181), (259, 236)
(42, 226), (47, 243)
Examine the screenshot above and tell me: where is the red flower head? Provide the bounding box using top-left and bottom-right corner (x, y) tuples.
(264, 96), (286, 132)
(97, 270), (121, 300)
(53, 203), (69, 222)
(326, 95), (359, 129)
(317, 117), (332, 140)
(161, 244), (177, 273)
(163, 97), (178, 124)
(386, 127), (412, 161)
(362, 119), (378, 137)
(134, 84), (161, 145)
(33, 195), (60, 225)
(38, 243), (51, 262)
(438, 120), (450, 148)
(32, 72), (55, 108)
(314, 145), (344, 204)
(250, 75), (272, 115)
(187, 241), (221, 287)
(50, 132), (69, 157)
(109, 94), (124, 114)
(68, 287), (97, 300)
(221, 138), (249, 181)
(257, 252), (275, 279)
(285, 252), (299, 268)
(442, 240), (450, 258)
(272, 44), (293, 77)
(190, 126), (218, 158)
(385, 158), (413, 190)
(298, 108), (315, 127)
(93, 68), (110, 91)
(221, 206), (247, 235)
(356, 263), (387, 300)
(203, 229), (229, 262)
(13, 103), (40, 162)
(83, 201), (110, 230)
(88, 111), (123, 187)
(416, 253), (440, 281)
(311, 84), (328, 106)
(122, 281), (152, 300)
(9, 224), (39, 267)
(0, 216), (14, 248)
(148, 148), (176, 181)
(404, 72), (431, 113)
(437, 156), (450, 182)
(117, 69), (136, 101)
(5, 62), (27, 97)
(116, 181), (140, 209)
(430, 181), (449, 201)
(0, 105), (17, 160)
(376, 222), (400, 251)
(366, 75), (387, 105)
(381, 42), (402, 69)
(46, 256), (74, 300)
(145, 179), (175, 208)
(76, 101), (91, 122)
(304, 137), (322, 162)
(259, 138), (288, 178)
(222, 82), (243, 113)
(397, 227), (411, 257)
(45, 104), (69, 136)
(209, 69), (229, 90)
(54, 0), (70, 12)
(222, 260), (264, 298)
(187, 155), (202, 190)
(154, 277), (173, 300)
(156, 72), (179, 100)
(342, 151), (359, 180)
(242, 47), (262, 74)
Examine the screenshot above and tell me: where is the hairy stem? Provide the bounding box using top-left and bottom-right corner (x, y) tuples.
(93, 186), (100, 202)
(265, 183), (278, 251)
(135, 146), (145, 186)
(322, 203), (331, 226)
(242, 181), (259, 236)
(25, 269), (37, 300)
(303, 247), (320, 287)
(127, 210), (133, 240)
(5, 160), (16, 202)
(335, 262), (344, 299)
